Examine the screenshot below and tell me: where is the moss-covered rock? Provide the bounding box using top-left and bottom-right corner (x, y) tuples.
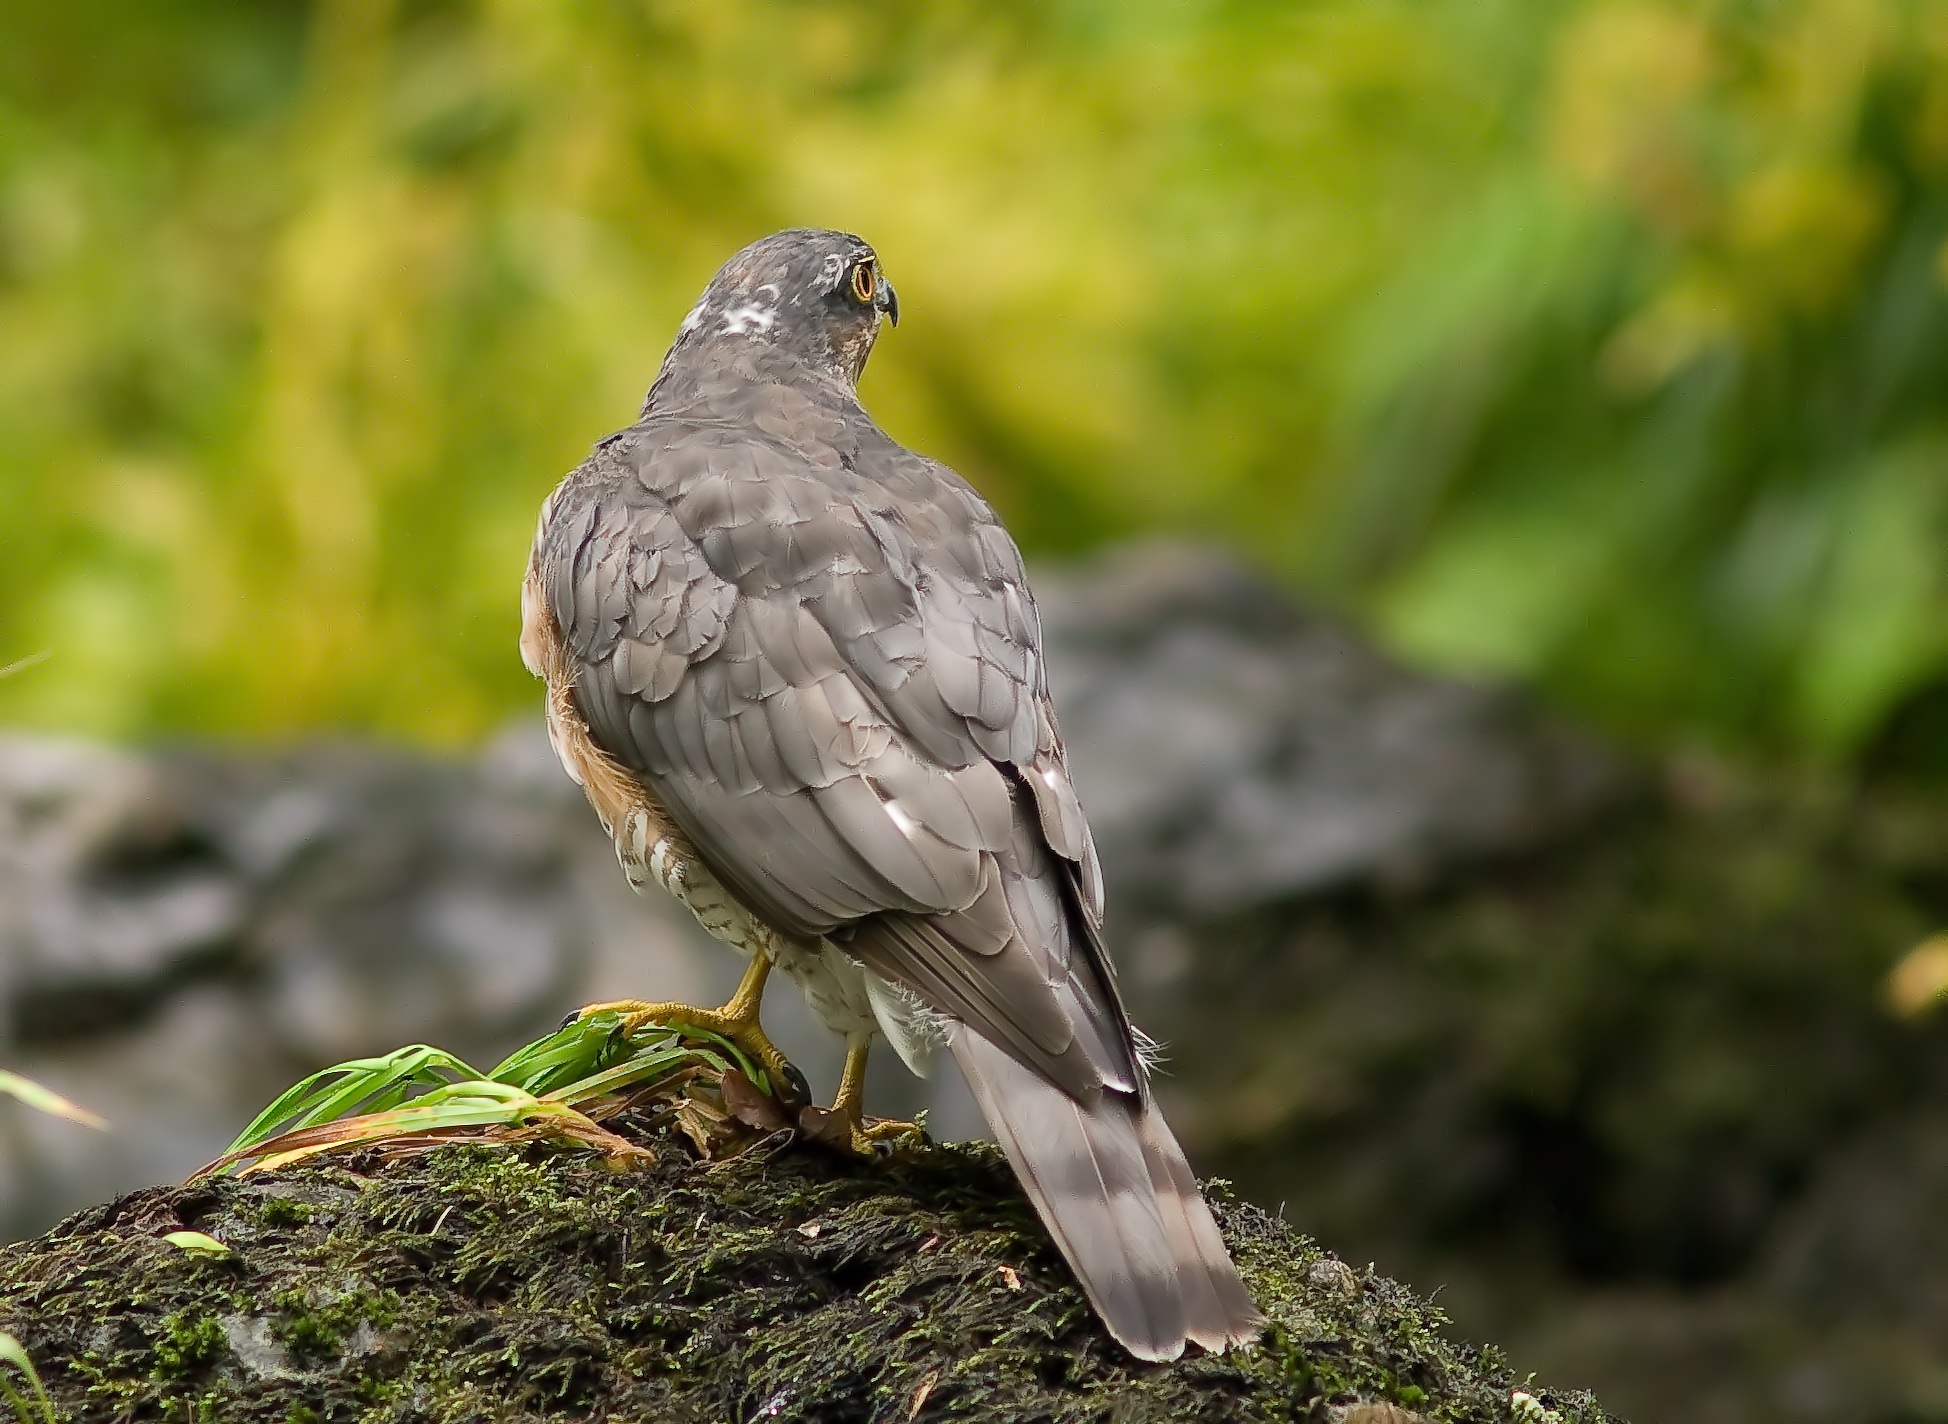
(0, 1136), (1614, 1422)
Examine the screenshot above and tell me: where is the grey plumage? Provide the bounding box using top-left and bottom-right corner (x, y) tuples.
(524, 227), (1261, 1360)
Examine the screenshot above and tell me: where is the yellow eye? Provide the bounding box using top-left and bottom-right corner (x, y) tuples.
(849, 262), (876, 304)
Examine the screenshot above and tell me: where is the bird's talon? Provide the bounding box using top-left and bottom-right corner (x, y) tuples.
(796, 1107), (922, 1158)
(850, 1117), (928, 1157)
(776, 1061), (813, 1112)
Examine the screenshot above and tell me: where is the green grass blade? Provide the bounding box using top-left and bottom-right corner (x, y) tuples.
(490, 1016), (764, 1095)
(216, 1091), (546, 1175)
(279, 1047), (482, 1125)
(333, 1049), (488, 1120)
(223, 1011), (786, 1175)
(314, 1095), (544, 1137)
(228, 1052), (419, 1153)
(545, 1041), (726, 1107)
(506, 1012), (763, 1090)
(669, 1025), (765, 1094)
(0, 1378), (33, 1424)
(226, 1045), (483, 1154)
(223, 1086), (621, 1176)
(0, 1332), (54, 1424)
(228, 1048), (431, 1149)
(401, 1080), (540, 1114)
(490, 1013), (643, 1094)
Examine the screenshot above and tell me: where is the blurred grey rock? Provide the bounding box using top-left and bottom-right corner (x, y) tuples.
(0, 541), (1627, 1241)
(0, 737), (243, 1016)
(1039, 543), (1627, 917)
(1761, 1104), (1948, 1331)
(0, 725), (714, 1241)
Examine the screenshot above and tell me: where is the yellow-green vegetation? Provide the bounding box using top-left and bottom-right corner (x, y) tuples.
(209, 1012), (772, 1177)
(2, 0), (1946, 762)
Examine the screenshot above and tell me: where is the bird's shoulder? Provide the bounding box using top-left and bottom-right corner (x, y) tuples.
(531, 381), (1082, 806)
(538, 381), (1025, 615)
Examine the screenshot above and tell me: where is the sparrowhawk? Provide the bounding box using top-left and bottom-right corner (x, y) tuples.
(521, 228), (1262, 1360)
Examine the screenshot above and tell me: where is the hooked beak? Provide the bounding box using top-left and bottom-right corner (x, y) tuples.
(876, 277), (899, 328)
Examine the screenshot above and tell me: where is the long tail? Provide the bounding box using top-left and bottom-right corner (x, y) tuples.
(951, 1029), (1264, 1361)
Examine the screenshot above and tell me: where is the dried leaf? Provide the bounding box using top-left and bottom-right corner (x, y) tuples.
(721, 1068), (793, 1134)
(796, 1104), (854, 1152)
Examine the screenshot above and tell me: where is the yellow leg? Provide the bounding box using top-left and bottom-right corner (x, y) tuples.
(831, 1034), (871, 1123)
(573, 954), (805, 1106)
(819, 1036), (926, 1156)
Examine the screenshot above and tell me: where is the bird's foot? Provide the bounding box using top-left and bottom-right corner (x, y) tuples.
(570, 994), (809, 1111)
(798, 1104), (929, 1158)
(850, 1114), (929, 1156)
(797, 1036), (929, 1157)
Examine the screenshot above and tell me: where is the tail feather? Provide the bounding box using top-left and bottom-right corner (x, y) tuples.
(951, 1029), (1261, 1361)
(1136, 1105), (1265, 1352)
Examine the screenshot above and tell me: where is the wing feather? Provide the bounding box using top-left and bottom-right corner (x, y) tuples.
(535, 420), (1130, 1106)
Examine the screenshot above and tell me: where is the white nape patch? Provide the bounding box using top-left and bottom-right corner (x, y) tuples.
(719, 305), (776, 336)
(679, 298), (708, 334)
(756, 283), (782, 300)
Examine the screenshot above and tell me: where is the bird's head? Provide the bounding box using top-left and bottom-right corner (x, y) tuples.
(671, 228), (898, 387)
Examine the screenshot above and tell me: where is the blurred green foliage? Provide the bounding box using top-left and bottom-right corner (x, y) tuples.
(1, 0), (1945, 761)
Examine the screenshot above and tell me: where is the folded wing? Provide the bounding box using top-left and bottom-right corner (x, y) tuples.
(533, 414), (1260, 1358)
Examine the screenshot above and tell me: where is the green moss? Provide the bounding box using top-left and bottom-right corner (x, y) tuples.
(0, 1136), (1617, 1422)
(256, 1197), (313, 1228)
(269, 1285), (397, 1358)
(153, 1311), (224, 1376)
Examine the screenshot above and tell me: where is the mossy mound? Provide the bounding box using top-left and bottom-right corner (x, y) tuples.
(0, 1135), (1615, 1422)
